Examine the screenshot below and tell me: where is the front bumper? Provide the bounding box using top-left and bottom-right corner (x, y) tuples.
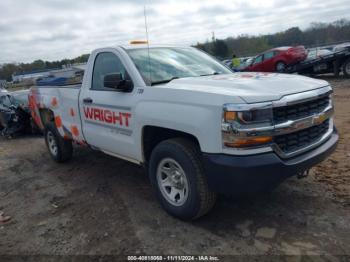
(202, 128), (338, 194)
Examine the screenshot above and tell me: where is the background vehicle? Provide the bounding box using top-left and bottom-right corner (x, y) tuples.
(0, 89), (38, 137)
(29, 45), (338, 220)
(286, 46), (350, 77)
(244, 46), (307, 72)
(222, 57), (253, 71)
(305, 49), (334, 61)
(222, 59), (232, 67)
(333, 42), (350, 52)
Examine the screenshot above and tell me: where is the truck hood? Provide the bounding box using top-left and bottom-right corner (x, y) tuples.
(164, 72), (329, 103)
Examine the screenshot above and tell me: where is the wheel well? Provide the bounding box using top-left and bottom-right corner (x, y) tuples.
(39, 109), (54, 126)
(342, 57), (350, 67)
(275, 60), (286, 66)
(142, 126), (200, 163)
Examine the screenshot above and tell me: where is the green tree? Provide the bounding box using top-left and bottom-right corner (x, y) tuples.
(195, 18), (350, 59)
(211, 40), (229, 59)
(0, 63), (18, 81)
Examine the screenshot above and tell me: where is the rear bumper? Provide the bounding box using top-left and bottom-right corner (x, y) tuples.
(202, 129), (338, 194)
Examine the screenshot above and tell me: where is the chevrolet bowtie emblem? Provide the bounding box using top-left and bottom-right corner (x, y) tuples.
(312, 114), (327, 125)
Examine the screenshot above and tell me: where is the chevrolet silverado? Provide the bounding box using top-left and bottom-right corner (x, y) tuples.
(29, 45), (338, 220)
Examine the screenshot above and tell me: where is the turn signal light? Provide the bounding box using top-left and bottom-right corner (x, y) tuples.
(224, 111), (237, 122)
(224, 136), (272, 148)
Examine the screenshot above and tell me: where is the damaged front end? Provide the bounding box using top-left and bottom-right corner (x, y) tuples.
(0, 90), (38, 138)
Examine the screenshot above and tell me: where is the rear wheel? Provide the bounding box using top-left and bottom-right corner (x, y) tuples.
(342, 58), (350, 78)
(275, 61), (286, 72)
(44, 122), (72, 163)
(148, 138), (217, 220)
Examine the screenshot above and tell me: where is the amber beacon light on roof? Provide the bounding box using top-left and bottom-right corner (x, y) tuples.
(129, 40), (149, 45)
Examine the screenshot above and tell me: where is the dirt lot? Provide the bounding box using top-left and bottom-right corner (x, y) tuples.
(1, 77), (350, 259)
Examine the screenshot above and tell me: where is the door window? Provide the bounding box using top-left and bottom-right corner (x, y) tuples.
(92, 52), (127, 90)
(253, 55), (263, 64)
(263, 51), (276, 60)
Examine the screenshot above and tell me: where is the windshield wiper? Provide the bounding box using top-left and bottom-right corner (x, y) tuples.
(151, 72), (220, 85)
(151, 77), (179, 86)
(199, 72), (220, 77)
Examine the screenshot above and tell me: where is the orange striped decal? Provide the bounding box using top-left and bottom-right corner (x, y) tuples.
(71, 125), (79, 137)
(54, 116), (62, 128)
(28, 95), (44, 129)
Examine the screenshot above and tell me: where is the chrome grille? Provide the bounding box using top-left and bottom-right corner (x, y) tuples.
(273, 95), (330, 124)
(274, 119), (330, 154)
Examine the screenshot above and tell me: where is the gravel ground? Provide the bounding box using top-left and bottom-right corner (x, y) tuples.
(0, 77), (349, 259)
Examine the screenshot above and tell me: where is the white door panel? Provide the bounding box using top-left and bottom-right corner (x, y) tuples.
(79, 50), (139, 160)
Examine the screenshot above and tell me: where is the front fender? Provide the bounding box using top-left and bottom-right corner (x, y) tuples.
(134, 101), (223, 153)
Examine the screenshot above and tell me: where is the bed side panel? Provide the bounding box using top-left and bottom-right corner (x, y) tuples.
(29, 86), (86, 145)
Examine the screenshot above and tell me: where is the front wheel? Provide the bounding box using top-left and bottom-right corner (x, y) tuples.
(44, 122), (73, 163)
(148, 138), (217, 220)
(275, 61), (286, 72)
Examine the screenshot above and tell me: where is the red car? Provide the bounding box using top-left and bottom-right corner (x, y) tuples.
(243, 46), (307, 72)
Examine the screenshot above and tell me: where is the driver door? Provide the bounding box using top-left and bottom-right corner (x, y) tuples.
(261, 51), (276, 72)
(249, 55), (264, 71)
(79, 51), (138, 161)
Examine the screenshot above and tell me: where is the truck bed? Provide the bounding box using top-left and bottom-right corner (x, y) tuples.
(29, 84), (85, 144)
(34, 83), (81, 89)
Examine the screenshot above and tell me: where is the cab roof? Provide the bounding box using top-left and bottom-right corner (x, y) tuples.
(120, 44), (190, 50)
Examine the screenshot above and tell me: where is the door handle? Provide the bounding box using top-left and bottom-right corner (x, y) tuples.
(83, 97), (93, 104)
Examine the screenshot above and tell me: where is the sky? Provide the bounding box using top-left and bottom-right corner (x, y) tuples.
(0, 0), (349, 63)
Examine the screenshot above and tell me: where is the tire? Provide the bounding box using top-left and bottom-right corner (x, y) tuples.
(342, 58), (350, 78)
(333, 59), (340, 77)
(275, 61), (286, 72)
(44, 122), (72, 163)
(148, 138), (217, 220)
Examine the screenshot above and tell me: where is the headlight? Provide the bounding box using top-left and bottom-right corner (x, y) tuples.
(222, 106), (273, 149)
(224, 108), (273, 125)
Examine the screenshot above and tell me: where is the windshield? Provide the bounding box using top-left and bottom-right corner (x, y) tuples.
(127, 47), (232, 85)
(12, 92), (29, 107)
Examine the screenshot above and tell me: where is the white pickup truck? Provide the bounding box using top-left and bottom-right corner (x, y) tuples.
(29, 45), (338, 220)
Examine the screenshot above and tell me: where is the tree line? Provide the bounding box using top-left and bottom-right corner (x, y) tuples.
(1, 19), (350, 81)
(195, 19), (350, 59)
(0, 54), (89, 81)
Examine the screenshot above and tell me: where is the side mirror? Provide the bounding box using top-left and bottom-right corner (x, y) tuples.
(104, 73), (133, 92)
